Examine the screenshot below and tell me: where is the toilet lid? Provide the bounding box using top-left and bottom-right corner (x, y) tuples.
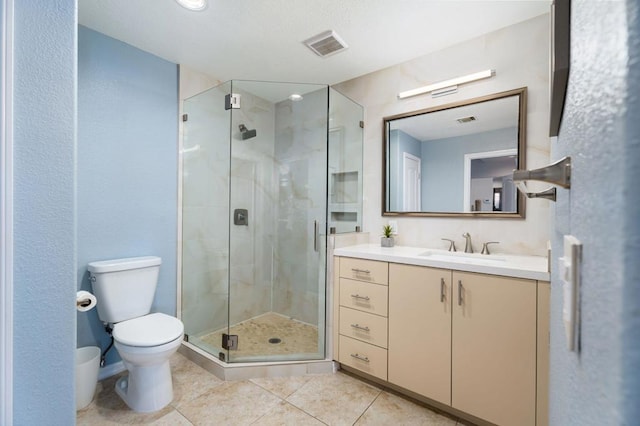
(113, 313), (184, 347)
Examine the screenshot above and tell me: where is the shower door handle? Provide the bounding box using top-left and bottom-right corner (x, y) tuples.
(313, 220), (320, 252)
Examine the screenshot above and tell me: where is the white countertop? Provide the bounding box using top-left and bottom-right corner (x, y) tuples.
(333, 244), (550, 281)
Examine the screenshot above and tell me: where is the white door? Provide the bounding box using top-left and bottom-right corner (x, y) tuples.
(403, 152), (421, 211)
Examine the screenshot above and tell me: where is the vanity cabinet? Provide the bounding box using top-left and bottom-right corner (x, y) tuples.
(335, 255), (550, 426)
(451, 271), (537, 426)
(388, 263), (452, 406)
(336, 257), (389, 380)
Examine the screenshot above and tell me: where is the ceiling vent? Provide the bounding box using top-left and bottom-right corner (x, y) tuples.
(456, 116), (477, 124)
(303, 30), (348, 57)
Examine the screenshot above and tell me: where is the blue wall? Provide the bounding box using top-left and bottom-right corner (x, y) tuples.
(77, 26), (178, 366)
(421, 127), (516, 212)
(549, 1), (640, 423)
(12, 0), (76, 423)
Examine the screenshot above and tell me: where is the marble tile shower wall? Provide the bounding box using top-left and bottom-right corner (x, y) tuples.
(228, 89), (278, 325)
(273, 89), (329, 326)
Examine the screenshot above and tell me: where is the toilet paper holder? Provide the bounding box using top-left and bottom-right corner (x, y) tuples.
(76, 290), (97, 312)
(512, 156), (571, 202)
(77, 299), (93, 308)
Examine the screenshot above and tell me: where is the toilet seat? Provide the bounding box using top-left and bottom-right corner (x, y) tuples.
(113, 313), (184, 347)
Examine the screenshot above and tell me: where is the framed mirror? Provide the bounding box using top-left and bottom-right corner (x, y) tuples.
(383, 87), (526, 218)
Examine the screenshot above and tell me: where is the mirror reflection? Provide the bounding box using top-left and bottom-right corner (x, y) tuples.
(384, 88), (526, 217)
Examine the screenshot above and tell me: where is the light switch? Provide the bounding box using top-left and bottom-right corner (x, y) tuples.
(559, 235), (582, 351)
(389, 220), (398, 235)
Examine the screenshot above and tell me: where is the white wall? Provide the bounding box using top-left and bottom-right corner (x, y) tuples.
(333, 14), (551, 255)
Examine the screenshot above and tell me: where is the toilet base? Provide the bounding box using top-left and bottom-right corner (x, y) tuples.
(114, 360), (173, 413)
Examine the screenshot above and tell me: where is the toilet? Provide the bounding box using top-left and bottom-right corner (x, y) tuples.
(88, 256), (184, 413)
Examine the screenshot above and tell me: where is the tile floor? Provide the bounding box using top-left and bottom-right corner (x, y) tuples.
(199, 312), (319, 360)
(77, 352), (470, 425)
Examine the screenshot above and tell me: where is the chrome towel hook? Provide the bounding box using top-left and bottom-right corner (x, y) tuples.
(512, 156), (571, 202)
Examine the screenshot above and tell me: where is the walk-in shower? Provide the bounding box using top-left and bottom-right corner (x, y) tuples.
(180, 80), (362, 367)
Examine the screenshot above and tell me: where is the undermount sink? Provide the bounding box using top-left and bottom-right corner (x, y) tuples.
(418, 250), (506, 263)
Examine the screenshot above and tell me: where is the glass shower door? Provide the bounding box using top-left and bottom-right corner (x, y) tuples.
(181, 81), (232, 362)
(227, 80), (328, 363)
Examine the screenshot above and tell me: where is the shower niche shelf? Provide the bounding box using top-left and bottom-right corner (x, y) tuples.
(330, 171), (358, 204)
(329, 170), (360, 233)
(331, 211), (357, 222)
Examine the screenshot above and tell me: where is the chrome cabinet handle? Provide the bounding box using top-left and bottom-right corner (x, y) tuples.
(350, 294), (370, 301)
(350, 323), (370, 332)
(350, 353), (370, 363)
(351, 268), (371, 274)
(458, 280), (463, 306)
(440, 278), (446, 302)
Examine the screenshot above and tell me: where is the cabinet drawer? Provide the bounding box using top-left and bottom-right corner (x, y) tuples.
(339, 257), (388, 285)
(339, 335), (388, 380)
(340, 278), (388, 316)
(339, 307), (388, 348)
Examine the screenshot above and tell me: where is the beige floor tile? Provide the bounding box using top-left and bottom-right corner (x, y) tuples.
(177, 380), (282, 425)
(355, 391), (458, 426)
(249, 375), (315, 399)
(252, 400), (325, 425)
(76, 372), (175, 425)
(170, 352), (224, 407)
(151, 409), (194, 425)
(286, 372), (381, 426)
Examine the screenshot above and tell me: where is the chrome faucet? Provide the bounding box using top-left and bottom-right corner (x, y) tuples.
(462, 233), (473, 253)
(481, 241), (500, 255)
(441, 238), (457, 252)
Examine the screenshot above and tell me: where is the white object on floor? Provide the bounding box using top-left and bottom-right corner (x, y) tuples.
(76, 346), (101, 410)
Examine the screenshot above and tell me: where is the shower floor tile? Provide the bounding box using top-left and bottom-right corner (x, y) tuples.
(198, 312), (319, 359)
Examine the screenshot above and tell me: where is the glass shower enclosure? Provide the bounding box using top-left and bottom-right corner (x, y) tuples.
(181, 80), (362, 363)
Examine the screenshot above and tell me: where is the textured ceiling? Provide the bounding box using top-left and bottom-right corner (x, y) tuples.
(79, 0), (550, 85)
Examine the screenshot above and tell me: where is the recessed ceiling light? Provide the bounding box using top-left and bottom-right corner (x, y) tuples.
(289, 94), (303, 102)
(175, 0), (207, 11)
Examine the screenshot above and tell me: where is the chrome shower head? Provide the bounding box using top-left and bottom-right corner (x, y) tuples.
(239, 124), (257, 140)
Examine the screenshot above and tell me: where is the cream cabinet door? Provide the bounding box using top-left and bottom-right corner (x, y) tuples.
(537, 281), (550, 426)
(388, 263), (452, 405)
(452, 271), (537, 426)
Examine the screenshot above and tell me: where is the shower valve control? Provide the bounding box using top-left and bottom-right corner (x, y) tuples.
(234, 209), (248, 226)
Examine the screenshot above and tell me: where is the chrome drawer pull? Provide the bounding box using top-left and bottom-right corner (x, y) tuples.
(350, 323), (370, 332)
(350, 353), (370, 363)
(350, 294), (370, 301)
(458, 280), (463, 306)
(351, 268), (371, 274)
(440, 278), (446, 303)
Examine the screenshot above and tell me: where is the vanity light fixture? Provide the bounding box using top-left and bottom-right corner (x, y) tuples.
(397, 69), (495, 100)
(174, 0), (207, 11)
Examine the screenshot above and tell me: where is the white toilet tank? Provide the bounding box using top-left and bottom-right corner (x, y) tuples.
(88, 256), (161, 324)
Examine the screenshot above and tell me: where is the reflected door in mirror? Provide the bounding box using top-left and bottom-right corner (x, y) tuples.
(383, 87), (526, 218)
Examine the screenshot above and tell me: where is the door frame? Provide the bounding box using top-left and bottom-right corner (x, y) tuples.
(463, 149), (517, 213)
(402, 152), (421, 211)
(1, 0), (14, 423)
